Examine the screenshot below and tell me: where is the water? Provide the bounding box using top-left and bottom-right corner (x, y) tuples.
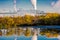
(0, 35), (58, 40)
(0, 26), (60, 40)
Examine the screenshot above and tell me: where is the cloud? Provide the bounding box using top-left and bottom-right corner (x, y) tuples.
(31, 0), (37, 10)
(0, 10), (9, 13)
(51, 1), (55, 7)
(51, 0), (60, 13)
(0, 9), (14, 13)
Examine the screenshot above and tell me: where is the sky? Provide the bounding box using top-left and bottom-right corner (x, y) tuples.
(37, 0), (59, 12)
(0, 0), (33, 12)
(0, 0), (60, 13)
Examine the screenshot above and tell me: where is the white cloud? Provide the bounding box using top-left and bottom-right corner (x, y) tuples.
(51, 1), (55, 7)
(0, 10), (9, 13)
(51, 0), (60, 13)
(31, 0), (37, 10)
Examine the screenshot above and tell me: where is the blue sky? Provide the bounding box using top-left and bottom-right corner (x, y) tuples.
(0, 0), (33, 11)
(37, 0), (58, 12)
(0, 0), (58, 12)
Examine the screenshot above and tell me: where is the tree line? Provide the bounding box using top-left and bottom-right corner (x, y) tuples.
(0, 13), (60, 29)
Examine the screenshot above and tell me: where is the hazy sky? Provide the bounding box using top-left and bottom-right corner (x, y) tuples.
(0, 0), (60, 13)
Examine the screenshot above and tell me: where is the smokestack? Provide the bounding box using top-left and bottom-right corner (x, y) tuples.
(31, 0), (37, 10)
(14, 0), (17, 12)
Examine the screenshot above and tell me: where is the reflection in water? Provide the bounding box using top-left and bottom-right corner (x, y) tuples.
(32, 34), (37, 40)
(57, 35), (60, 40)
(14, 35), (17, 40)
(1, 29), (7, 36)
(32, 29), (38, 40)
(0, 27), (60, 40)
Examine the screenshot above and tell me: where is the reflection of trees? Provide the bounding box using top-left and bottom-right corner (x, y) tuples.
(40, 28), (60, 37)
(24, 28), (31, 37)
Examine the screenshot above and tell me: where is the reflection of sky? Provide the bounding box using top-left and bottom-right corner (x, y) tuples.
(0, 0), (58, 12)
(0, 36), (58, 40)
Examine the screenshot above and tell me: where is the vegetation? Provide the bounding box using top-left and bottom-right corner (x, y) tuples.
(0, 13), (60, 28)
(0, 13), (60, 37)
(24, 28), (31, 37)
(40, 28), (59, 38)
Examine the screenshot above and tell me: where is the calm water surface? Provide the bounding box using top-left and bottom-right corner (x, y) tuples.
(0, 26), (60, 40)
